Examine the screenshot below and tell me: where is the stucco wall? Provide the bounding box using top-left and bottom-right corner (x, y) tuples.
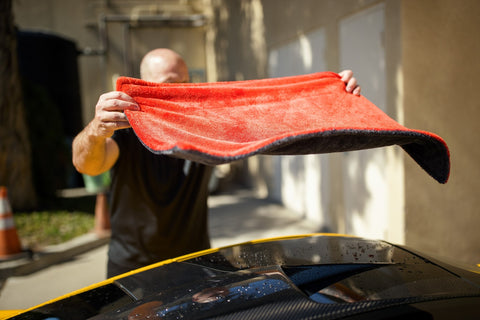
(402, 0), (480, 265)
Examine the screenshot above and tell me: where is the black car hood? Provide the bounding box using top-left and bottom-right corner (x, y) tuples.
(9, 235), (480, 319)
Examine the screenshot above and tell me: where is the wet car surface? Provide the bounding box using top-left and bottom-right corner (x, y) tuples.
(5, 234), (480, 319)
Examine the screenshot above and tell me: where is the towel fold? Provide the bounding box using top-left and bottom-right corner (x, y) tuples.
(117, 72), (450, 183)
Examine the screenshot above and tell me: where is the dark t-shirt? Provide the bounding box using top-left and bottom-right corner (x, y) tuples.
(108, 129), (213, 270)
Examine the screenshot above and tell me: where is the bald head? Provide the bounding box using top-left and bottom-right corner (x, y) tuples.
(140, 48), (190, 83)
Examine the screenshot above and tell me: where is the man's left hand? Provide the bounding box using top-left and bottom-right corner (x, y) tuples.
(339, 70), (361, 96)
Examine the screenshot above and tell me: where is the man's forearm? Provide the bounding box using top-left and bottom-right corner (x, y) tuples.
(72, 123), (116, 176)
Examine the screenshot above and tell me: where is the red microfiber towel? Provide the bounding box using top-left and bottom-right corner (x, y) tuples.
(117, 72), (450, 183)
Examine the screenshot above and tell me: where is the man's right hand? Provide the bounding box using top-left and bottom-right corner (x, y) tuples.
(72, 91), (139, 176)
(91, 91), (140, 138)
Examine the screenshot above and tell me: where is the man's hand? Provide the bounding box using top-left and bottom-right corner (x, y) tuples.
(339, 70), (361, 96)
(72, 91), (139, 176)
(90, 91), (139, 138)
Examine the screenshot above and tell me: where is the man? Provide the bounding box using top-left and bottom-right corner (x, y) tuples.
(73, 49), (213, 277)
(73, 48), (360, 277)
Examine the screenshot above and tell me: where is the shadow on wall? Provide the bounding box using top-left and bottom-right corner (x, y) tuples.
(210, 0), (267, 81)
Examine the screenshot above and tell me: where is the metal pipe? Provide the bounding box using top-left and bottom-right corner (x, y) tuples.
(103, 13), (207, 27)
(122, 22), (133, 76)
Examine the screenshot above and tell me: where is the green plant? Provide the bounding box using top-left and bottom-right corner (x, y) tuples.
(14, 211), (94, 250)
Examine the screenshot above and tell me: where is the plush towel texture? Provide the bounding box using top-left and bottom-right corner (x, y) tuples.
(117, 72), (450, 183)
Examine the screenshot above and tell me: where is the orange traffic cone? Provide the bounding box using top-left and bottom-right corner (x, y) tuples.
(0, 186), (22, 258)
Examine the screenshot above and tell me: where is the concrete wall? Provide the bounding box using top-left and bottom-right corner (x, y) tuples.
(402, 0), (480, 265)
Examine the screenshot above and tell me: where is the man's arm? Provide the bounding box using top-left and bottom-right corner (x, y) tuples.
(72, 91), (139, 176)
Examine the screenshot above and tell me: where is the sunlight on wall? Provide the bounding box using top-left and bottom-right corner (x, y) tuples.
(268, 27), (328, 226)
(279, 155), (329, 225)
(339, 3), (404, 243)
(269, 28), (326, 78)
(344, 150), (389, 239)
(298, 34), (313, 71)
(247, 0), (267, 76)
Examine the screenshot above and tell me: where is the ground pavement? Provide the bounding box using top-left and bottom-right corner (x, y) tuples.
(0, 187), (319, 310)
